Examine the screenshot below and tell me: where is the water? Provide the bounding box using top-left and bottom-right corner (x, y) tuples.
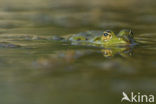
(0, 0), (156, 104)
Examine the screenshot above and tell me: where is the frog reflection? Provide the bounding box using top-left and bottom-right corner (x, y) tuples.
(101, 47), (133, 58)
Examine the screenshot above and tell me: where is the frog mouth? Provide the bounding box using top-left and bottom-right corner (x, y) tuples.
(102, 35), (112, 41)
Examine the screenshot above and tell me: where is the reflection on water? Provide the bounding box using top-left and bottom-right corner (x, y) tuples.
(0, 0), (156, 104)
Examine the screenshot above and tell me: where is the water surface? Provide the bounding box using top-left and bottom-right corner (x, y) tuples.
(0, 0), (156, 104)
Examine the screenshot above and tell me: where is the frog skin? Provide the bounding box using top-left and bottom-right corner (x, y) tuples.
(53, 29), (136, 47)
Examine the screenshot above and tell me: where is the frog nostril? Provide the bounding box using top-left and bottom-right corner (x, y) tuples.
(104, 33), (108, 36)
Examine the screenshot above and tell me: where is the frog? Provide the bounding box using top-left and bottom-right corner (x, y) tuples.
(53, 29), (136, 47)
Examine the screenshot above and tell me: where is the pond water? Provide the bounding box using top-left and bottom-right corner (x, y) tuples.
(0, 0), (156, 104)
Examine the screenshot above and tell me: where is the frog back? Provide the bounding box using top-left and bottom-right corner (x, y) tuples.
(68, 31), (103, 42)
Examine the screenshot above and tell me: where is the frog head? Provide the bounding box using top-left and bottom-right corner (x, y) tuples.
(99, 29), (134, 45)
(92, 30), (127, 45)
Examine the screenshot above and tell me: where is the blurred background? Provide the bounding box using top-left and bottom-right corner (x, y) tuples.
(0, 0), (156, 104)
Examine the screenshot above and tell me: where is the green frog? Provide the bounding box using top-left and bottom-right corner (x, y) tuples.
(53, 29), (136, 47)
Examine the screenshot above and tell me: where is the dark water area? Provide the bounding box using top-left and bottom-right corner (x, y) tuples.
(0, 0), (156, 104)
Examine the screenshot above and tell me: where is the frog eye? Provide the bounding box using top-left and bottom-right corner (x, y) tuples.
(104, 33), (109, 36)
